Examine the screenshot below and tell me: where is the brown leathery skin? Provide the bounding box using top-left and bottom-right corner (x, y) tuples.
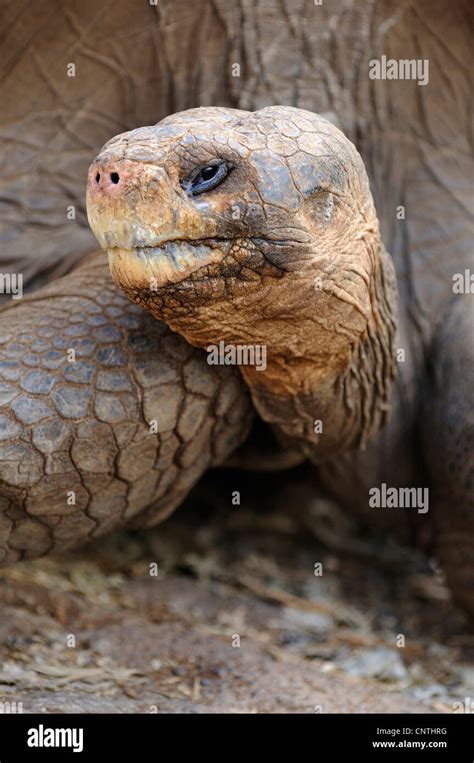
(87, 106), (398, 462)
(0, 254), (252, 562)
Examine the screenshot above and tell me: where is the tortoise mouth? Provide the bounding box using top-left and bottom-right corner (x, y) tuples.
(107, 238), (234, 289)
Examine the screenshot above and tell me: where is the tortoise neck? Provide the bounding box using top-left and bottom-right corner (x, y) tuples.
(239, 241), (398, 462)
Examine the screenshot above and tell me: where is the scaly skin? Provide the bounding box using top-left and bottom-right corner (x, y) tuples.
(87, 105), (473, 615)
(87, 107), (398, 463)
(0, 254), (252, 562)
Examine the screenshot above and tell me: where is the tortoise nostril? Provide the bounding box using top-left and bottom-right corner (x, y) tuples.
(95, 172), (100, 183)
(110, 172), (120, 184)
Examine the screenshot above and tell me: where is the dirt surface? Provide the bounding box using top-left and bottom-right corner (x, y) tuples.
(0, 467), (472, 714)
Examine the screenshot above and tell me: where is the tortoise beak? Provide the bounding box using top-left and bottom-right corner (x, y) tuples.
(106, 240), (231, 290)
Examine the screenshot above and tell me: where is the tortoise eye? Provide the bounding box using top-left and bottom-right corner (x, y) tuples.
(183, 163), (229, 196)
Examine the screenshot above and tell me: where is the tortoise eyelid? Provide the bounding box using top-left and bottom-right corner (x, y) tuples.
(181, 162), (231, 196)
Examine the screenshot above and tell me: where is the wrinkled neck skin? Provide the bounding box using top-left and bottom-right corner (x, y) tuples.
(243, 240), (398, 462)
(136, 229), (398, 464)
(241, 240), (397, 463)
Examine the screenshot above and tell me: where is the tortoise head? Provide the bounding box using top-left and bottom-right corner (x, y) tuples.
(87, 106), (397, 419)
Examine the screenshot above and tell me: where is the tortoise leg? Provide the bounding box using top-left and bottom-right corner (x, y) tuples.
(0, 254), (252, 563)
(421, 295), (474, 615)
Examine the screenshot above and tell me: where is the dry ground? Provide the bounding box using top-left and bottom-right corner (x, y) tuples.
(0, 467), (472, 713)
